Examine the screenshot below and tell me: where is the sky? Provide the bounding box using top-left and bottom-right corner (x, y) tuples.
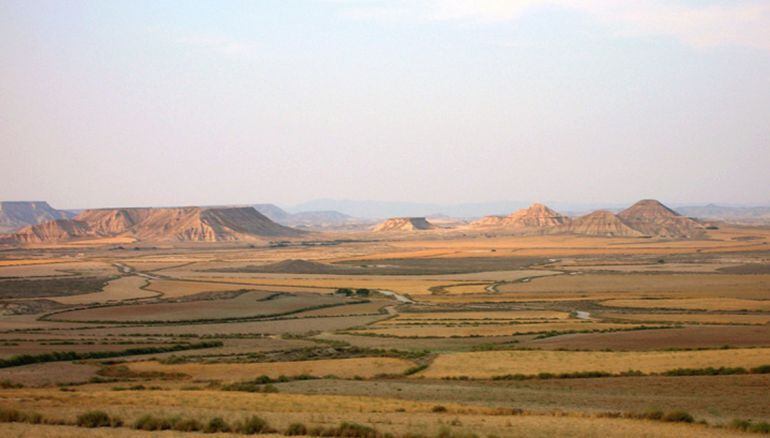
(1, 0), (769, 209)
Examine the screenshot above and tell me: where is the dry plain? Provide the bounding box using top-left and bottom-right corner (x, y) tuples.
(0, 226), (769, 436)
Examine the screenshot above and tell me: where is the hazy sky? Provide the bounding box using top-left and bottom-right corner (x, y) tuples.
(1, 0), (769, 209)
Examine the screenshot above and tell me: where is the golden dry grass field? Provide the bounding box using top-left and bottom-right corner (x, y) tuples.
(598, 311), (770, 325)
(125, 357), (415, 380)
(1, 227), (769, 436)
(419, 348), (770, 378)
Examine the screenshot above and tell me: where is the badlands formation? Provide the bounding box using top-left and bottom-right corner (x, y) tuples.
(372, 217), (437, 232)
(1, 207), (303, 244)
(471, 199), (703, 238)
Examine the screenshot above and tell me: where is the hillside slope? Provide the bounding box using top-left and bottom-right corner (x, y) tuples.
(1, 207), (303, 244)
(373, 217), (437, 232)
(618, 200), (704, 238)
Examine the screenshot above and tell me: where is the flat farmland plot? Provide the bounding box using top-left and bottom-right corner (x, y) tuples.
(53, 276), (157, 305)
(419, 348), (770, 378)
(71, 314), (386, 336)
(49, 292), (346, 322)
(351, 321), (643, 338)
(496, 274), (770, 300)
(144, 279), (254, 298)
(531, 325), (770, 350)
(601, 298), (770, 311)
(125, 357), (415, 381)
(600, 312), (770, 325)
(388, 310), (570, 322)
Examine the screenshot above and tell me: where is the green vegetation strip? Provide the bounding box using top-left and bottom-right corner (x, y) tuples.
(0, 341), (222, 368)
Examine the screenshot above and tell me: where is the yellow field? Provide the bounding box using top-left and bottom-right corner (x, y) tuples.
(52, 276), (157, 305)
(0, 261), (115, 277)
(601, 298), (770, 311)
(497, 274), (770, 300)
(600, 312), (770, 325)
(177, 274), (475, 295)
(388, 310), (570, 321)
(0, 388), (742, 438)
(352, 321), (641, 338)
(0, 258), (71, 267)
(126, 357), (415, 381)
(419, 348), (770, 378)
(344, 228), (770, 258)
(145, 279), (253, 298)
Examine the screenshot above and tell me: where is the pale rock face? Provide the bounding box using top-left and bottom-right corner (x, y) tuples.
(1, 207), (304, 244)
(561, 210), (643, 237)
(471, 203), (569, 231)
(618, 200), (704, 238)
(469, 200), (703, 239)
(373, 217), (436, 232)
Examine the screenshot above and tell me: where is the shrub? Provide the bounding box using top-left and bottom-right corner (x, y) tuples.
(751, 364), (770, 374)
(0, 408), (22, 423)
(285, 422), (308, 435)
(263, 384), (279, 393)
(236, 415), (273, 434)
(0, 408), (44, 425)
(404, 364), (428, 376)
(173, 418), (203, 432)
(133, 414), (173, 431)
(731, 419), (770, 433)
(76, 411), (112, 428)
(334, 422), (379, 437)
(205, 416), (231, 433)
(662, 410), (694, 423)
(432, 405), (448, 413)
(0, 379), (22, 389)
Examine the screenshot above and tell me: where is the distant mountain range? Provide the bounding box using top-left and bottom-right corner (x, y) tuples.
(675, 204), (770, 224)
(371, 200), (706, 238)
(252, 204), (374, 230)
(1, 199), (768, 242)
(292, 199), (770, 224)
(0, 202), (73, 233)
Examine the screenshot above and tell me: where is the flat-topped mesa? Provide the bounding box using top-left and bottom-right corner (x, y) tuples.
(617, 199), (704, 238)
(373, 217), (437, 232)
(1, 206), (305, 244)
(560, 210), (644, 237)
(471, 203), (569, 231)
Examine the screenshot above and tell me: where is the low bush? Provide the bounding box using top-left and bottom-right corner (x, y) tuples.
(76, 410), (115, 428)
(662, 410), (694, 423)
(205, 416), (231, 433)
(133, 414), (173, 431)
(432, 405), (448, 413)
(0, 407), (44, 424)
(731, 419), (770, 434)
(308, 422), (381, 437)
(173, 418), (203, 432)
(0, 379), (22, 388)
(285, 422), (308, 435)
(235, 415), (274, 434)
(662, 367), (746, 376)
